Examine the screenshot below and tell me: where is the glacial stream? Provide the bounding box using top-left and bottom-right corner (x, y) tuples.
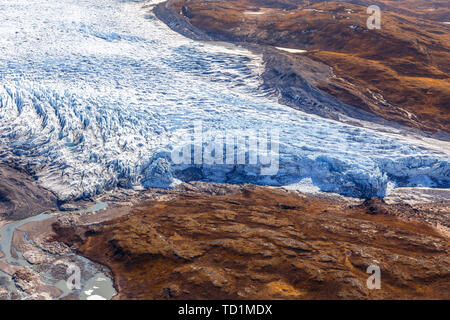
(0, 203), (116, 300)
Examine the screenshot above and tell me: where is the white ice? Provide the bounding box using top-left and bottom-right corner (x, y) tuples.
(0, 0), (448, 200)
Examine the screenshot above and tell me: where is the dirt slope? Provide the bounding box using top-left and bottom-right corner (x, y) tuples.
(158, 0), (450, 133)
(0, 165), (57, 220)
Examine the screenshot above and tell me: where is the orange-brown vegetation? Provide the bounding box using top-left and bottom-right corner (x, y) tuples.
(53, 186), (450, 299)
(164, 0), (450, 132)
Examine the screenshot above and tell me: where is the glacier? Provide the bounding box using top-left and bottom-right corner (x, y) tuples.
(0, 0), (449, 200)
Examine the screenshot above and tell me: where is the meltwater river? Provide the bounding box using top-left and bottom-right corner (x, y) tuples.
(0, 203), (116, 300)
(0, 0), (448, 200)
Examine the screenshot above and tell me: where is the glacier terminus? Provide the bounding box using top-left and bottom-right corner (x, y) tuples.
(0, 0), (449, 201)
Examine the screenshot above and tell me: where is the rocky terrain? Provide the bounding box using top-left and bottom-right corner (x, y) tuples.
(154, 0), (450, 134)
(0, 165), (57, 220)
(52, 183), (450, 300)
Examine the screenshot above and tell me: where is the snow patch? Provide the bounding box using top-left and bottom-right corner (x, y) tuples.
(275, 47), (307, 53)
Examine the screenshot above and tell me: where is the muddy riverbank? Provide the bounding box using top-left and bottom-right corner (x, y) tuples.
(0, 202), (117, 300)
